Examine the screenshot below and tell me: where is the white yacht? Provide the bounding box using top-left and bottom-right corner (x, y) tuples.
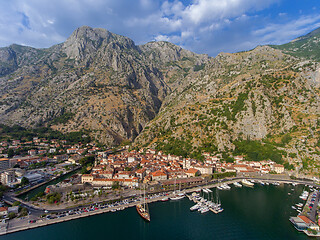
(200, 207), (209, 213)
(202, 188), (209, 193)
(233, 182), (242, 188)
(170, 192), (185, 200)
(223, 184), (231, 190)
(190, 203), (201, 211)
(241, 179), (254, 187)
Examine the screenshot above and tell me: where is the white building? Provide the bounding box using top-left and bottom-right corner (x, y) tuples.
(0, 158), (10, 171)
(1, 170), (15, 185)
(23, 173), (43, 183)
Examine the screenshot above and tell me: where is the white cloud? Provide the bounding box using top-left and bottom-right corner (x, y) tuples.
(253, 15), (320, 44)
(0, 0), (319, 57)
(155, 34), (170, 42)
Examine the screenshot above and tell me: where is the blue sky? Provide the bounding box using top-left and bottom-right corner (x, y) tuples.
(0, 0), (320, 56)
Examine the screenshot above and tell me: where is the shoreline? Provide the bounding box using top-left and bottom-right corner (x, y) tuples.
(0, 177), (317, 236)
(15, 167), (81, 199)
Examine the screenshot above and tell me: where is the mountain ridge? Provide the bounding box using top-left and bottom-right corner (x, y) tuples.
(270, 26), (320, 61)
(0, 26), (208, 145)
(0, 26), (320, 176)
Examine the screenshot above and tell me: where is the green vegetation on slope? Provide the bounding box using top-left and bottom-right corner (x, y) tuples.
(0, 124), (91, 144)
(271, 27), (320, 61)
(233, 140), (285, 164)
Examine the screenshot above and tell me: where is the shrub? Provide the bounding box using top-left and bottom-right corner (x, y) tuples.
(46, 192), (61, 204)
(233, 140), (284, 163)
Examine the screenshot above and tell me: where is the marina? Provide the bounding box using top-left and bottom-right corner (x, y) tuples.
(1, 181), (316, 240)
(1, 179), (319, 240)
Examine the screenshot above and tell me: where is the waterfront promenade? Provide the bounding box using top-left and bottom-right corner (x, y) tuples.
(1, 177), (318, 236)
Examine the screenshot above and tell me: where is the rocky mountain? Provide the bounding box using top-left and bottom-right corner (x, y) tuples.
(1, 26), (320, 175)
(0, 26), (207, 145)
(134, 31), (320, 175)
(271, 27), (320, 61)
(134, 45), (320, 149)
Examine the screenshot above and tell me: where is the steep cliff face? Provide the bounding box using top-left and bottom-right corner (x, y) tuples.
(0, 26), (207, 145)
(0, 26), (319, 154)
(134, 45), (320, 154)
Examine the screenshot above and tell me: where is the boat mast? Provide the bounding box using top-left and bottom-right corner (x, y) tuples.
(143, 184), (146, 210)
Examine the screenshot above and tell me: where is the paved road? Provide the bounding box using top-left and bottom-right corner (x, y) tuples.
(3, 176), (319, 220)
(1, 177), (320, 236)
(306, 190), (319, 222)
(3, 194), (44, 215)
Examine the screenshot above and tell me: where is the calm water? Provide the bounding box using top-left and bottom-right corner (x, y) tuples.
(18, 169), (80, 200)
(3, 183), (314, 240)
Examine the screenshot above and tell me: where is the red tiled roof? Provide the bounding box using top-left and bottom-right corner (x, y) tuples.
(298, 215), (314, 224)
(186, 168), (199, 174)
(0, 207), (8, 212)
(151, 170), (167, 176)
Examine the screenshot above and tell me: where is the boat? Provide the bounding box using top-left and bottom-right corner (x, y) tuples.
(212, 184), (224, 214)
(191, 192), (200, 197)
(200, 207), (209, 213)
(233, 182), (242, 188)
(136, 185), (150, 222)
(221, 184), (231, 190)
(170, 179), (185, 200)
(206, 188), (213, 193)
(202, 188), (209, 193)
(291, 206), (296, 209)
(241, 179), (254, 187)
(258, 181), (265, 186)
(170, 193), (185, 200)
(161, 197), (169, 202)
(190, 203), (201, 211)
(136, 204), (150, 221)
(299, 190), (309, 200)
(216, 207), (224, 213)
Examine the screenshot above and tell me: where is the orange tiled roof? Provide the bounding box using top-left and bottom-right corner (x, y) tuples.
(298, 215), (314, 224)
(186, 168), (199, 174)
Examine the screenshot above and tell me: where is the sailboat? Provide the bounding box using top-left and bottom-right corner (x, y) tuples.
(207, 180), (223, 213)
(215, 187), (224, 213)
(136, 184), (150, 222)
(170, 179), (185, 200)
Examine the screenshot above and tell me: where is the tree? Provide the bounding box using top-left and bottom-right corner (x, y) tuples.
(19, 207), (28, 216)
(225, 156), (235, 163)
(8, 212), (16, 219)
(12, 201), (21, 206)
(281, 134), (292, 145)
(112, 181), (120, 190)
(7, 148), (14, 158)
(124, 167), (132, 171)
(20, 177), (29, 186)
(46, 192), (61, 204)
(79, 156), (95, 166)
